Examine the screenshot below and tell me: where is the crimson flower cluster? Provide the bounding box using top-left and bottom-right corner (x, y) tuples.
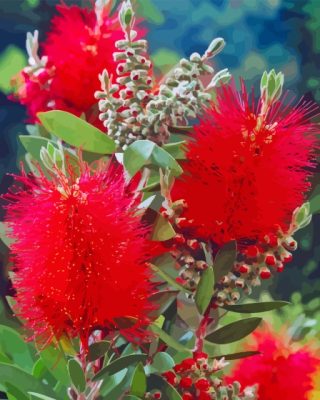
(4, 161), (159, 346)
(173, 82), (318, 246)
(15, 4), (131, 127)
(226, 328), (320, 400)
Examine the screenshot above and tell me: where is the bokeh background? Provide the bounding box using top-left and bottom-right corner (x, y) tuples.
(1, 0), (320, 350)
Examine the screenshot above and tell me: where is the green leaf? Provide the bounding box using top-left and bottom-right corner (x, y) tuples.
(0, 222), (13, 248)
(150, 324), (191, 353)
(222, 301), (290, 313)
(151, 214), (176, 241)
(267, 71), (276, 99)
(0, 325), (34, 371)
(93, 354), (148, 382)
(213, 240), (237, 282)
(19, 136), (56, 162)
(148, 290), (179, 318)
(87, 340), (110, 362)
(213, 351), (261, 361)
(195, 266), (214, 315)
(123, 396), (141, 400)
(36, 343), (70, 386)
(149, 264), (192, 294)
(29, 393), (57, 400)
(149, 374), (182, 400)
(37, 111), (116, 154)
(130, 363), (146, 397)
(136, 0), (165, 24)
(162, 141), (186, 160)
(205, 317), (262, 344)
(123, 140), (182, 178)
(150, 352), (175, 373)
(0, 363), (56, 398)
(0, 45), (26, 94)
(67, 359), (86, 393)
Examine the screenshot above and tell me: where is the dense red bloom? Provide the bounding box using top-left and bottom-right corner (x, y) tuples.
(173, 82), (318, 245)
(226, 328), (320, 399)
(16, 3), (130, 126)
(4, 161), (158, 345)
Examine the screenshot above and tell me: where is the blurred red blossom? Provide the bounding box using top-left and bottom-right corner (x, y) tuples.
(4, 160), (158, 346)
(15, 3), (133, 127)
(173, 81), (319, 245)
(226, 327), (320, 400)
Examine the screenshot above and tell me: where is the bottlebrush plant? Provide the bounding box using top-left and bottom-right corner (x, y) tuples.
(0, 0), (319, 399)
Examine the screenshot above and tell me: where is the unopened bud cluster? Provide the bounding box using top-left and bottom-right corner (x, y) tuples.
(214, 231), (297, 307)
(161, 353), (257, 400)
(162, 200), (208, 294)
(96, 0), (229, 150)
(165, 199), (311, 307)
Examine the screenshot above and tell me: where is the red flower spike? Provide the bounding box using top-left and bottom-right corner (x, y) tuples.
(4, 161), (160, 347)
(15, 4), (143, 127)
(226, 328), (320, 400)
(173, 81), (319, 245)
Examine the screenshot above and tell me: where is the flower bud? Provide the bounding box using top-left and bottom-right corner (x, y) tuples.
(205, 37), (226, 59)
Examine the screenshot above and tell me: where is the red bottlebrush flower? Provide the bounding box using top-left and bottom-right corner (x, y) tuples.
(173, 81), (318, 245)
(4, 161), (158, 346)
(226, 328), (320, 400)
(16, 3), (138, 126)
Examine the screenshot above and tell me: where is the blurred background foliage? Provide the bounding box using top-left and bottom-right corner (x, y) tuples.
(0, 0), (320, 342)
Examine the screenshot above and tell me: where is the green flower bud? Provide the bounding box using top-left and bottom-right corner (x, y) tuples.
(205, 37), (226, 58)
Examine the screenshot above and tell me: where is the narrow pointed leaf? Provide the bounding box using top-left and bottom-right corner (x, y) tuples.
(67, 359), (86, 393)
(130, 362), (146, 397)
(29, 393), (57, 400)
(213, 240), (237, 282)
(151, 214), (176, 241)
(148, 290), (179, 318)
(213, 351), (261, 361)
(195, 266), (214, 315)
(205, 317), (262, 344)
(149, 264), (192, 294)
(150, 324), (191, 353)
(222, 301), (290, 313)
(93, 354), (148, 381)
(88, 340), (110, 362)
(38, 110), (116, 154)
(0, 363), (56, 397)
(149, 374), (182, 400)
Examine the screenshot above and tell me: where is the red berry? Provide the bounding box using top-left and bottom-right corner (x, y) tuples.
(238, 264), (250, 274)
(283, 253), (293, 263)
(187, 239), (199, 250)
(198, 392), (212, 400)
(194, 352), (208, 361)
(265, 255), (276, 266)
(260, 267), (271, 280)
(162, 371), (177, 386)
(180, 377), (193, 389)
(195, 378), (210, 391)
(277, 262), (284, 273)
(175, 234), (186, 244)
(246, 245), (259, 258)
(182, 393), (194, 400)
(264, 234), (278, 248)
